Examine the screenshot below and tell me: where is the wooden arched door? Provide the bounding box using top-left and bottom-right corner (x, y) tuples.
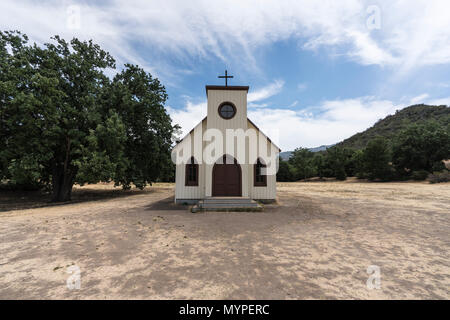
(212, 155), (241, 197)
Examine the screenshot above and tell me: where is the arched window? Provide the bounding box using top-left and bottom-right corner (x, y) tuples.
(185, 157), (199, 186)
(254, 158), (267, 187)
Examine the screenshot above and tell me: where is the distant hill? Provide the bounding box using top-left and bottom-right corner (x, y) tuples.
(279, 105), (450, 158)
(309, 145), (334, 152)
(336, 104), (450, 150)
(279, 144), (334, 160)
(279, 152), (292, 160)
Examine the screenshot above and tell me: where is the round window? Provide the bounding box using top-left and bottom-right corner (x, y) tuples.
(218, 102), (236, 119)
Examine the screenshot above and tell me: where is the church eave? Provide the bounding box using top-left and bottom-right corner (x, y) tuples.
(205, 85), (249, 96)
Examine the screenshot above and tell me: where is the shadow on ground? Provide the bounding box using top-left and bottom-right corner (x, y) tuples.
(144, 196), (187, 211)
(0, 187), (159, 212)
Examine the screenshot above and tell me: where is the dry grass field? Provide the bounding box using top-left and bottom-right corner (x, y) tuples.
(0, 180), (449, 299)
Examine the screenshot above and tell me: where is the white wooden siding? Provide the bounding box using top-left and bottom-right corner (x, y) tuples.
(174, 119), (206, 200)
(173, 87), (279, 201)
(205, 89), (249, 197)
(247, 120), (278, 200)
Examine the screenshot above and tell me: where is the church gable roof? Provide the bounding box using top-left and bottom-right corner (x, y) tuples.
(173, 117), (207, 148)
(173, 117), (281, 152)
(247, 118), (281, 152)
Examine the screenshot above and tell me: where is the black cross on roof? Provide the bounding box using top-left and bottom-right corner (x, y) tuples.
(218, 70), (233, 86)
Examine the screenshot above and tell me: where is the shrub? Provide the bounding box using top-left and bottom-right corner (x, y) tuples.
(428, 170), (450, 184)
(431, 161), (446, 172)
(411, 170), (429, 181)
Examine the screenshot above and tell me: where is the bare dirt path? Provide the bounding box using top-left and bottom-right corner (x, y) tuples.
(0, 181), (449, 299)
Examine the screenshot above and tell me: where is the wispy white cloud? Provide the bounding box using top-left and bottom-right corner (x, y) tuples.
(249, 96), (404, 150)
(2, 0), (450, 81)
(425, 97), (450, 107)
(406, 93), (449, 106)
(170, 95), (408, 150)
(248, 103), (269, 109)
(169, 91), (450, 150)
(410, 93), (430, 105)
(2, 0), (449, 150)
(167, 100), (206, 137)
(297, 83), (307, 92)
(248, 80), (284, 102)
(288, 101), (299, 108)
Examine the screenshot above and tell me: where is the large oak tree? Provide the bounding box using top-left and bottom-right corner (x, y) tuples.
(0, 31), (177, 201)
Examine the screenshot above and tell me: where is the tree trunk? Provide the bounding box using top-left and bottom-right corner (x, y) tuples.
(51, 138), (76, 202)
(51, 164), (75, 202)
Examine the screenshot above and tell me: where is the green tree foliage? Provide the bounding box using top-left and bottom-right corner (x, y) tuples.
(0, 31), (177, 201)
(288, 148), (317, 180)
(281, 146), (351, 181)
(312, 153), (325, 178)
(276, 159), (296, 182)
(361, 137), (393, 181)
(105, 64), (177, 189)
(392, 121), (450, 176)
(350, 149), (365, 179)
(342, 148), (358, 177)
(323, 146), (347, 180)
(0, 31), (60, 190)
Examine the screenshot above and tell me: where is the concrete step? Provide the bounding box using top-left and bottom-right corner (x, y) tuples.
(203, 197), (254, 204)
(192, 198), (263, 213)
(201, 202), (259, 208)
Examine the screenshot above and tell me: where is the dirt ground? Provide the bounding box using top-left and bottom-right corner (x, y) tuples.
(0, 180), (449, 299)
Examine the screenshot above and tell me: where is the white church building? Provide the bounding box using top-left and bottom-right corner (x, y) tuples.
(172, 72), (281, 207)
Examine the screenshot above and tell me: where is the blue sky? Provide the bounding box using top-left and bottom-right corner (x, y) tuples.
(1, 0), (450, 150)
